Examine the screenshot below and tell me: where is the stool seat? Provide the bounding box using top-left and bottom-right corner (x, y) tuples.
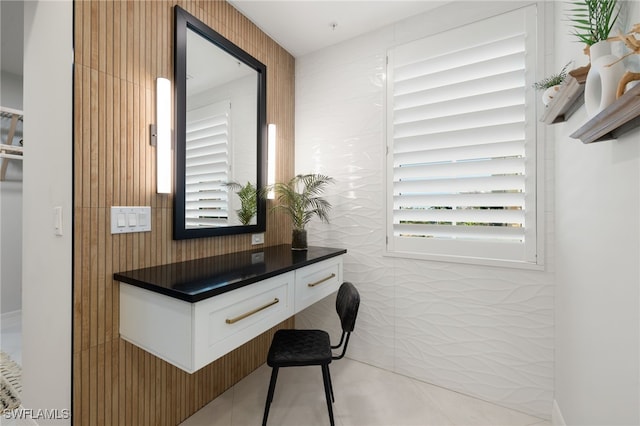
(267, 329), (332, 367)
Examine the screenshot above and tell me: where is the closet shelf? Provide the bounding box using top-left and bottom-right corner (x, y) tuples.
(0, 106), (24, 182)
(540, 66), (588, 125)
(570, 83), (640, 144)
(1, 144), (23, 159)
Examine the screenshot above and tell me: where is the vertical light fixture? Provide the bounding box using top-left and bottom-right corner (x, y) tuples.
(156, 77), (171, 194)
(267, 123), (276, 199)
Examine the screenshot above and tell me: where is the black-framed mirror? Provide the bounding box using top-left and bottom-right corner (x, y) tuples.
(173, 5), (267, 240)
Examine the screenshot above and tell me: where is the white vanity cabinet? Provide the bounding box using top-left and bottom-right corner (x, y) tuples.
(116, 245), (345, 373)
(120, 271), (295, 373)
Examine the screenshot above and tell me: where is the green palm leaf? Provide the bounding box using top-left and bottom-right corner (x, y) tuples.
(566, 0), (619, 46)
(264, 174), (334, 230)
(225, 181), (257, 226)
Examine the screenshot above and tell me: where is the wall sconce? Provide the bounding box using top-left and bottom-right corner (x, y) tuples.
(267, 123), (276, 199)
(156, 77), (171, 194)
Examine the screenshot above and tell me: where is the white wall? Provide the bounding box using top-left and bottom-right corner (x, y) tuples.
(1, 71), (23, 315)
(0, 152), (23, 315)
(22, 0), (72, 422)
(295, 1), (555, 419)
(0, 0), (24, 320)
(554, 2), (640, 425)
(1, 71), (23, 109)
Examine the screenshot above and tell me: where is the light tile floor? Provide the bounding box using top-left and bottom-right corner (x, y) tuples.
(0, 312), (22, 366)
(0, 316), (551, 426)
(180, 359), (550, 426)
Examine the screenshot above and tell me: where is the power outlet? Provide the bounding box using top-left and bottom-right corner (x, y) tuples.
(251, 233), (264, 245)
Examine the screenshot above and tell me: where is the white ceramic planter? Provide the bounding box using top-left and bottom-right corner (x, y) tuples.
(584, 40), (625, 117)
(542, 85), (561, 105)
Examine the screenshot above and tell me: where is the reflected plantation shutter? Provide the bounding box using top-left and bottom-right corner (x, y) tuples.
(185, 100), (231, 228)
(386, 6), (539, 264)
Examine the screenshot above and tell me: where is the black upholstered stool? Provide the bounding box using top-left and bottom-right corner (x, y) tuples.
(262, 281), (360, 426)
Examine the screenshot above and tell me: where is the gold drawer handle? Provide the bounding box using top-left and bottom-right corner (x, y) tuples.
(308, 273), (336, 288)
(225, 298), (279, 324)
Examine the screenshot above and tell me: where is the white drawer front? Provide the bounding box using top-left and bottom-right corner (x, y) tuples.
(193, 271), (295, 370)
(295, 257), (343, 312)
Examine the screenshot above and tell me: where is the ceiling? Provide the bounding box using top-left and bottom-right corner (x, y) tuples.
(227, 0), (449, 57)
(0, 1), (451, 77)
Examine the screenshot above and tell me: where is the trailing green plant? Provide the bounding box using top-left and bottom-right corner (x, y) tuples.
(532, 62), (572, 91)
(265, 173), (334, 230)
(566, 0), (619, 46)
(225, 181), (257, 225)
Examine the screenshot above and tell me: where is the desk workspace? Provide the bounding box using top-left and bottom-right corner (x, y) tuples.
(114, 245), (346, 373)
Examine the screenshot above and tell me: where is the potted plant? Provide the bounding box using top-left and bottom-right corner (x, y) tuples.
(266, 173), (334, 250)
(567, 0), (624, 116)
(532, 62), (571, 105)
(225, 181), (257, 226)
(567, 0), (619, 47)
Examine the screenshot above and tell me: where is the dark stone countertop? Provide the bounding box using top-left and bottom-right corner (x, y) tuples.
(114, 245), (346, 303)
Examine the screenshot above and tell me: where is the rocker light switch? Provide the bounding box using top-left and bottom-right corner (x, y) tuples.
(128, 213), (137, 227)
(139, 212), (148, 227)
(111, 206), (151, 234)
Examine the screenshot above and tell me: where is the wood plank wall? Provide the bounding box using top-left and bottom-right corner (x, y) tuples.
(73, 1), (295, 424)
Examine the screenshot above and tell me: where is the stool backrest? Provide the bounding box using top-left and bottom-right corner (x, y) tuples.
(335, 282), (359, 333)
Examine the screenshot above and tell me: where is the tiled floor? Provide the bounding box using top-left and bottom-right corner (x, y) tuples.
(1, 311), (22, 366)
(0, 316), (550, 426)
(180, 358), (550, 426)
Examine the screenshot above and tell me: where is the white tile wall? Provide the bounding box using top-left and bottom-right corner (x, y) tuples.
(295, 1), (554, 419)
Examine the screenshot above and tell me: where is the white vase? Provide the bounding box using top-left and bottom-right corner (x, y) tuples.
(584, 40), (625, 117)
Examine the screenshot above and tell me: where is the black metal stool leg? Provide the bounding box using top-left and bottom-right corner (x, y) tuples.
(262, 367), (279, 426)
(327, 366), (335, 402)
(321, 364), (335, 426)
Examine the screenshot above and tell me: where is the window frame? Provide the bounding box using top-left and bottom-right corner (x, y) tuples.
(384, 4), (547, 270)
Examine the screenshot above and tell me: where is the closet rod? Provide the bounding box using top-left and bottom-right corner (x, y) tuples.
(0, 153), (22, 160)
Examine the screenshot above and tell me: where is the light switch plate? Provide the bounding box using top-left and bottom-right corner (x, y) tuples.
(111, 206), (151, 234)
(53, 206), (63, 236)
(251, 233), (264, 245)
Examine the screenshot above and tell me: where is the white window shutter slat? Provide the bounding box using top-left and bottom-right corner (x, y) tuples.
(185, 100), (231, 228)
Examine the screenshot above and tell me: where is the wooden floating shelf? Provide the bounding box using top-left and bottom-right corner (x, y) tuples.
(540, 66), (588, 125)
(570, 83), (640, 144)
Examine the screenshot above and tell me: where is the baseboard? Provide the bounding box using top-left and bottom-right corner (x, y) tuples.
(0, 310), (21, 330)
(552, 399), (567, 426)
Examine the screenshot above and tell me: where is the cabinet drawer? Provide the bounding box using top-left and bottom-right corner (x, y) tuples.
(193, 271), (295, 370)
(295, 257), (343, 312)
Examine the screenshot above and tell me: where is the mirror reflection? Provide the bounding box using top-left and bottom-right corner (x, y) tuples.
(174, 6), (266, 240)
(185, 28), (257, 228)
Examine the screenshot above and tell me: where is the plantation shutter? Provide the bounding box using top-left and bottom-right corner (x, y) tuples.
(185, 100), (231, 228)
(386, 6), (539, 264)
